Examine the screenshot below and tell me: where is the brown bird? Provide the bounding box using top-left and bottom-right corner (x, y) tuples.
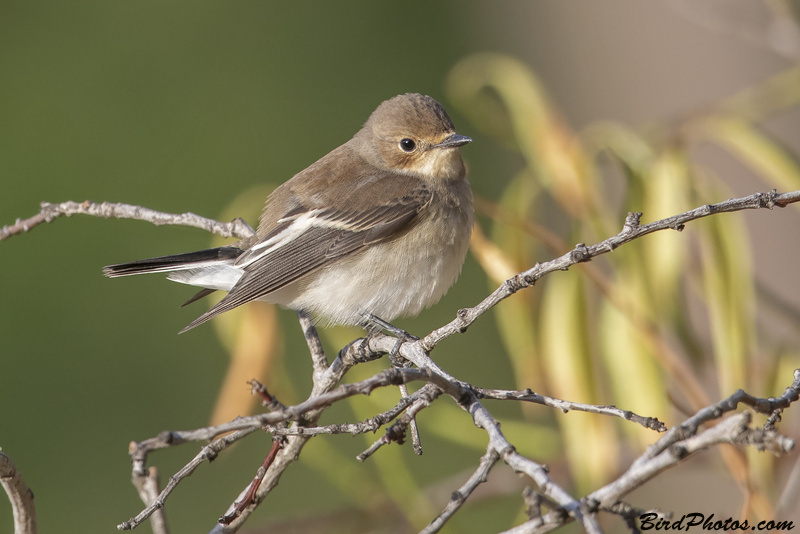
(104, 93), (474, 333)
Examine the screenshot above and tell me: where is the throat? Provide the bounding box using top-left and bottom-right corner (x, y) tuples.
(415, 151), (466, 180)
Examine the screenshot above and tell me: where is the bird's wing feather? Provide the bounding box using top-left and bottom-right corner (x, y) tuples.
(180, 184), (431, 332)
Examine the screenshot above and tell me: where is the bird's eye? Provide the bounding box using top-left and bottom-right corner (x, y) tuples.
(399, 138), (417, 152)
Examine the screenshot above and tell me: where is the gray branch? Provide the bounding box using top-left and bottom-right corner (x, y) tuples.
(422, 189), (800, 350)
(3, 190), (799, 534)
(0, 451), (37, 534)
(0, 200), (255, 242)
(503, 369), (800, 533)
(420, 444), (501, 534)
(475, 387), (666, 431)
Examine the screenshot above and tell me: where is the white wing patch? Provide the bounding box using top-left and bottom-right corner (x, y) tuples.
(236, 209), (362, 268)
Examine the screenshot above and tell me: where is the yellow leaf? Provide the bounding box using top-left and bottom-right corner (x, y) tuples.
(539, 274), (618, 490)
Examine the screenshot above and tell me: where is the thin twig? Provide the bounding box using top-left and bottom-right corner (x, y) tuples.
(420, 445), (501, 534)
(362, 335), (598, 533)
(633, 369), (800, 467)
(357, 387), (441, 461)
(218, 381), (291, 525)
(422, 189), (800, 351)
(500, 413), (764, 534)
(248, 379), (287, 412)
(399, 383), (424, 455)
(219, 438), (285, 525)
(0, 200), (255, 242)
(209, 316), (371, 533)
(476, 387), (666, 432)
(119, 429), (259, 530)
(10, 191), (793, 532)
(507, 370), (800, 533)
(130, 467), (169, 534)
(272, 384), (441, 437)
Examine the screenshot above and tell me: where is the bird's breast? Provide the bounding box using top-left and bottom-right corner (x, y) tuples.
(284, 184), (473, 326)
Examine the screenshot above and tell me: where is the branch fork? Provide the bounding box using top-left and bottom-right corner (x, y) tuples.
(3, 190), (799, 533)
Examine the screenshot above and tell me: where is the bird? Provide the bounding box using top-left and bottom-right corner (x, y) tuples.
(104, 93), (474, 334)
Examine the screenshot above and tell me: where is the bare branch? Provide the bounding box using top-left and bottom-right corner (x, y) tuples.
(507, 370), (800, 533)
(0, 451), (37, 534)
(0, 200), (255, 242)
(129, 428), (259, 477)
(357, 386), (441, 461)
(633, 368), (800, 468)
(422, 189), (800, 350)
(591, 412), (773, 507)
(130, 467), (168, 534)
(399, 383), (424, 455)
(207, 321), (386, 532)
(297, 310), (328, 378)
(273, 383), (441, 438)
(6, 190), (799, 533)
(504, 413), (782, 534)
(219, 438), (286, 525)
(359, 335), (598, 532)
(476, 387), (667, 432)
(420, 445), (501, 534)
(119, 428), (259, 530)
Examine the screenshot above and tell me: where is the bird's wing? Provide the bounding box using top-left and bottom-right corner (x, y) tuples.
(180, 183), (431, 332)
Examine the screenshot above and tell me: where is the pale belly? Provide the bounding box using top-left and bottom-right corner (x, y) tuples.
(281, 208), (472, 325)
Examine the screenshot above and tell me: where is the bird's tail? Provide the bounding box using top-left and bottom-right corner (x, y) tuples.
(103, 246), (242, 277)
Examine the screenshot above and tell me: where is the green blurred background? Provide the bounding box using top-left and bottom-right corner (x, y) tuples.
(2, 1), (800, 533)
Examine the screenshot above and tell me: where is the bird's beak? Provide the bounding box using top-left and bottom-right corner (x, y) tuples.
(435, 133), (472, 149)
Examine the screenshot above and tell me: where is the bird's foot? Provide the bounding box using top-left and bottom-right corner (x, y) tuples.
(362, 313), (418, 366)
